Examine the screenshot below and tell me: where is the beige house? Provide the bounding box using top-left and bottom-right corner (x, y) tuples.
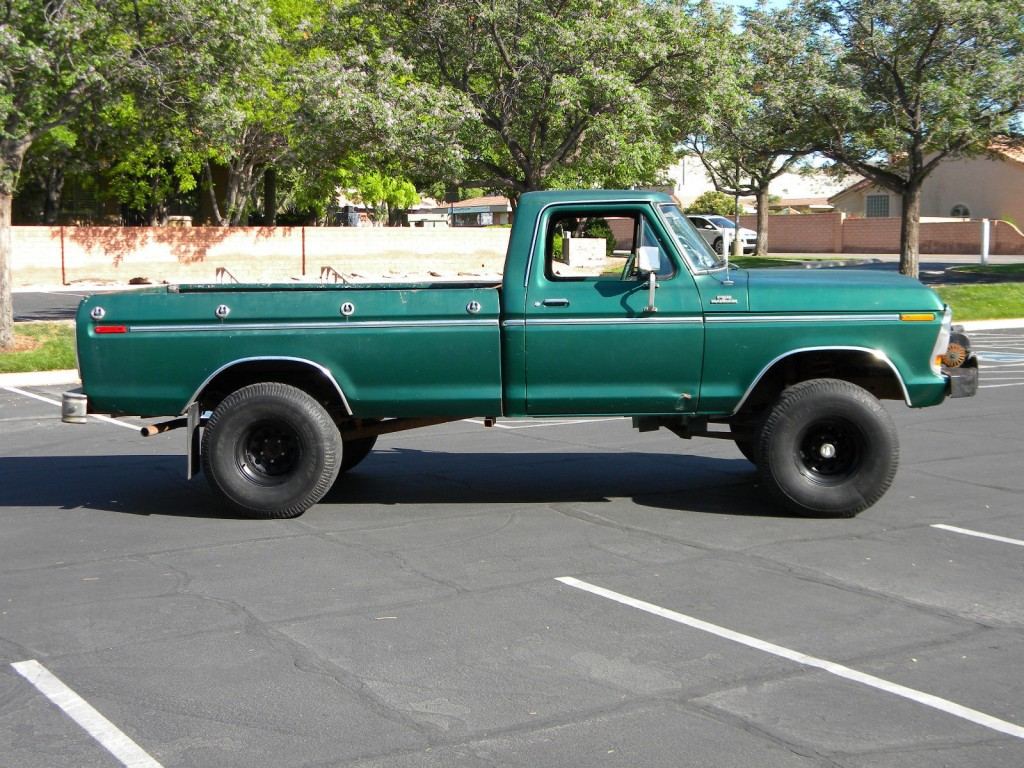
(829, 139), (1024, 226)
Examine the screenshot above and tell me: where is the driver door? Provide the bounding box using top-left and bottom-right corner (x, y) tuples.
(523, 204), (704, 415)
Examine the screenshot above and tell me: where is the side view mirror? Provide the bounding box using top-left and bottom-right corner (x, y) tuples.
(637, 246), (661, 274)
(637, 246), (661, 314)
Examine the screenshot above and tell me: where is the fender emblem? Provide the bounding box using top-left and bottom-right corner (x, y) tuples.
(710, 295), (738, 305)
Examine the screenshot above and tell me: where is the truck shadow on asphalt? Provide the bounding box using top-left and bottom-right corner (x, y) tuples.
(0, 450), (797, 518)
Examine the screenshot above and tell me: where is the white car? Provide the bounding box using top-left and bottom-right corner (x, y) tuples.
(686, 214), (757, 254)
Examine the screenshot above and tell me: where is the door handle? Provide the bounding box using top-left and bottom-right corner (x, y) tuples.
(542, 298), (570, 307)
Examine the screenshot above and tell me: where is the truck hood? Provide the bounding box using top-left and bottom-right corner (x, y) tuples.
(746, 269), (944, 313)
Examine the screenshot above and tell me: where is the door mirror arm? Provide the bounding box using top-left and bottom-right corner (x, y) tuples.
(644, 272), (658, 313)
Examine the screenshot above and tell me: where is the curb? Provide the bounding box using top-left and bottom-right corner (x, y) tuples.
(960, 319), (1024, 331)
(0, 369), (80, 388)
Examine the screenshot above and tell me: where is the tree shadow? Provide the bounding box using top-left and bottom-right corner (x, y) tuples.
(0, 450), (793, 519)
(60, 225), (241, 266)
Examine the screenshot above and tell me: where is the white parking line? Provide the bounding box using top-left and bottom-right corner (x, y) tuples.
(464, 417), (622, 430)
(1, 386), (139, 431)
(11, 660), (163, 768)
(931, 524), (1024, 548)
(557, 577), (1024, 741)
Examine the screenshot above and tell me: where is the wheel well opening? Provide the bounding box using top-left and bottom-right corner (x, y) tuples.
(197, 361), (349, 420)
(738, 350), (905, 419)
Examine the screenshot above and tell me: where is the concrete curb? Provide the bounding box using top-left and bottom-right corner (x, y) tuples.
(0, 369), (80, 388)
(960, 319), (1024, 331)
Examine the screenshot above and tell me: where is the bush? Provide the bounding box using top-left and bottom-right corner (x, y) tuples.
(684, 191), (740, 216)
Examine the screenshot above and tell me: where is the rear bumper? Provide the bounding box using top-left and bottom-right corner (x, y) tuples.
(944, 356), (979, 398)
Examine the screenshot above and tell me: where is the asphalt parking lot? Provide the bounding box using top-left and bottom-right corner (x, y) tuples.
(2, 329), (1023, 767)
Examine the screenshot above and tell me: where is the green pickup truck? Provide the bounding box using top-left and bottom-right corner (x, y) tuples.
(64, 190), (977, 519)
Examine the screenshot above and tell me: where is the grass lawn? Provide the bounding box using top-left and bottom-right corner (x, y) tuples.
(933, 283), (1024, 322)
(732, 256), (807, 269)
(949, 263), (1024, 277)
(0, 322), (76, 373)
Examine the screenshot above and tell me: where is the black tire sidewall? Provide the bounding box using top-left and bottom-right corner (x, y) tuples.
(202, 383), (340, 518)
(759, 379), (898, 517)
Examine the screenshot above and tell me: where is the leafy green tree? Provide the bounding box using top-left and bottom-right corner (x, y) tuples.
(685, 2), (821, 255)
(354, 0), (723, 202)
(352, 171), (419, 226)
(0, 0), (273, 349)
(684, 190), (740, 216)
(800, 0), (1024, 277)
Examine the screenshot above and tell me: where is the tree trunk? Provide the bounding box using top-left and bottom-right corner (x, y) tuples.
(899, 182), (921, 279)
(1, 141), (29, 352)
(264, 168), (276, 226)
(43, 165), (65, 225)
(204, 161), (227, 227)
(0, 188), (15, 351)
(755, 186), (769, 256)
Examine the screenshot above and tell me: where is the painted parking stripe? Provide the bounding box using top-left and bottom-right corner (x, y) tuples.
(11, 660), (163, 768)
(1, 386), (139, 431)
(557, 576), (1024, 741)
(463, 417), (622, 430)
(931, 524), (1024, 548)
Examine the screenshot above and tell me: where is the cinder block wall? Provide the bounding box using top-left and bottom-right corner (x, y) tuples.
(737, 214), (1024, 255)
(738, 213), (844, 253)
(12, 226), (513, 287)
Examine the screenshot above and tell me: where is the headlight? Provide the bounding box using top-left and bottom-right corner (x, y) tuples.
(930, 306), (953, 375)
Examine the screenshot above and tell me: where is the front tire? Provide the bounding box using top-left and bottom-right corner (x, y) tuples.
(202, 383), (341, 518)
(757, 379), (898, 517)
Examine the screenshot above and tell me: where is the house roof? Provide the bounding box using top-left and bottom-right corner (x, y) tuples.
(828, 179), (873, 205)
(828, 137), (1024, 203)
(451, 195), (512, 210)
(770, 196), (834, 209)
(988, 136), (1024, 166)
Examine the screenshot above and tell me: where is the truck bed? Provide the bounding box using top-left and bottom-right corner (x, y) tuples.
(77, 283), (505, 418)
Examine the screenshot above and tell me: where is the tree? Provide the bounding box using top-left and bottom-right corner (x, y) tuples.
(356, 0), (723, 202)
(685, 2), (821, 255)
(0, 0), (273, 349)
(800, 0), (1024, 277)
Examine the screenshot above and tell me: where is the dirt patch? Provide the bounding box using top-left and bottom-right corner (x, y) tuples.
(12, 335), (42, 353)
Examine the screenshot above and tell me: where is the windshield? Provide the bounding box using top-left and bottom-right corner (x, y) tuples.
(659, 204), (723, 270)
(707, 216), (737, 228)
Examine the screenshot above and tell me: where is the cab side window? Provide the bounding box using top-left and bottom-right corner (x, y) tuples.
(545, 210), (674, 281)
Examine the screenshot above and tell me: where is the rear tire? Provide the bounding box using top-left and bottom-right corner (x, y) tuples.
(340, 435), (377, 473)
(713, 236), (724, 254)
(757, 379), (898, 517)
(202, 383), (341, 518)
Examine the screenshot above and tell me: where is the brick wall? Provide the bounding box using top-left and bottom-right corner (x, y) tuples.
(737, 214), (1024, 255)
(738, 213), (844, 253)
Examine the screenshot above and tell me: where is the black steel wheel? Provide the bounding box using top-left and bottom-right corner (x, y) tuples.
(202, 383), (341, 518)
(757, 379), (899, 517)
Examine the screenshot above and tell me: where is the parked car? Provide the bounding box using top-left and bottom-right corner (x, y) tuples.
(687, 214), (757, 254)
